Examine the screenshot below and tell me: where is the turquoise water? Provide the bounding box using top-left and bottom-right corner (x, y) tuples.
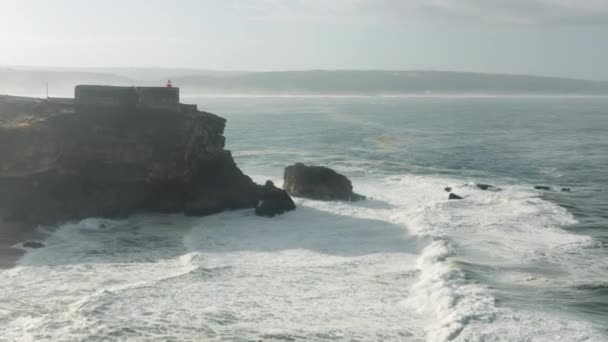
(0, 95), (606, 341)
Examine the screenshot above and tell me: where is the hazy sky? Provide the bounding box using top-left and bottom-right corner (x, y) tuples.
(1, 0), (608, 80)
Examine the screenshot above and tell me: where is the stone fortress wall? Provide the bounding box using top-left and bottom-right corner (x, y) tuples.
(75, 85), (181, 112)
(134, 87), (180, 112)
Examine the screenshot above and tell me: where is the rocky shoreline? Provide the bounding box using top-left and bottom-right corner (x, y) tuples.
(0, 94), (265, 223)
(0, 90), (379, 268)
(0, 92), (299, 266)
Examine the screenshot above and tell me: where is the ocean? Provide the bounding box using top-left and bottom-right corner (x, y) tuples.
(1, 95), (607, 341)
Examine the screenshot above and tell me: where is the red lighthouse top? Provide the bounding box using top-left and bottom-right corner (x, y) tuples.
(166, 80), (173, 88)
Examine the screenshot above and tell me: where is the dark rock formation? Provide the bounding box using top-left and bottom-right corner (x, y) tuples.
(22, 241), (44, 249)
(0, 94), (262, 226)
(444, 187), (452, 192)
(283, 163), (365, 201)
(561, 187), (571, 192)
(255, 181), (296, 217)
(476, 183), (500, 191)
(449, 193), (463, 200)
(534, 186), (552, 191)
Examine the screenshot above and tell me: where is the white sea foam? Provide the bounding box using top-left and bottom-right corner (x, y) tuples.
(406, 240), (496, 342)
(0, 174), (605, 341)
(355, 175), (604, 341)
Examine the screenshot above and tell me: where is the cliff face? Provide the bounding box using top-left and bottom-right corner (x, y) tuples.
(0, 95), (260, 225)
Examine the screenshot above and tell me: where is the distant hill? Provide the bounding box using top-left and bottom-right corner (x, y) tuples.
(2, 68), (608, 97)
(174, 70), (608, 95)
(87, 68), (249, 82)
(0, 68), (133, 97)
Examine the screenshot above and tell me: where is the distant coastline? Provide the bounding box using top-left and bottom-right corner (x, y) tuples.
(180, 92), (608, 99)
(2, 68), (608, 98)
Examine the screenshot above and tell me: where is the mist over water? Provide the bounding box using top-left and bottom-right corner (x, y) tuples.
(1, 96), (607, 341)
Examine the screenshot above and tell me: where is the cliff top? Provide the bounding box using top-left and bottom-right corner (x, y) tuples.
(0, 91), (225, 130)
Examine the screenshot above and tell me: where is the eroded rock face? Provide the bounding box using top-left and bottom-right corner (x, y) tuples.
(255, 181), (296, 217)
(283, 163), (365, 201)
(0, 95), (260, 225)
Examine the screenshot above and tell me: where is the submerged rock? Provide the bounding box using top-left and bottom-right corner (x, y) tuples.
(476, 183), (500, 191)
(255, 181), (296, 217)
(534, 186), (552, 191)
(561, 187), (571, 192)
(0, 92), (261, 225)
(449, 193), (463, 200)
(283, 163), (365, 201)
(23, 241), (44, 249)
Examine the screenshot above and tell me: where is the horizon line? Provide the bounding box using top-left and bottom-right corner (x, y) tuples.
(1, 65), (607, 83)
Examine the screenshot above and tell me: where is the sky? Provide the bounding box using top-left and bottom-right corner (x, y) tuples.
(1, 0), (608, 80)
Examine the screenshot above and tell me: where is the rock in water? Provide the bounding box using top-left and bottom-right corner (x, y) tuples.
(449, 193), (463, 200)
(283, 163), (365, 201)
(444, 187), (452, 192)
(255, 181), (296, 217)
(0, 92), (260, 225)
(476, 183), (500, 191)
(534, 186), (552, 191)
(561, 187), (571, 192)
(23, 241), (44, 249)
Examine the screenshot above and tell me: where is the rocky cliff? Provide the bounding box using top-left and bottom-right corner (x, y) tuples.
(0, 95), (261, 225)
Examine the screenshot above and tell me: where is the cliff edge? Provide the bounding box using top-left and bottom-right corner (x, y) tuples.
(0, 93), (261, 225)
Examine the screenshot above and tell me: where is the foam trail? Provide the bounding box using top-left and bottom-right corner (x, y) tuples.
(407, 240), (496, 341)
